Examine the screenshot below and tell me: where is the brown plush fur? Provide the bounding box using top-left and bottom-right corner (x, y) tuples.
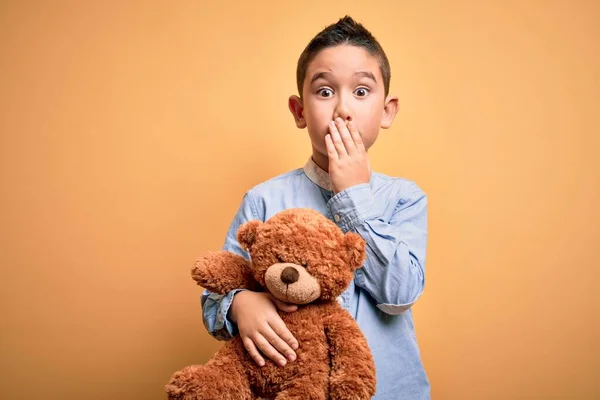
(166, 208), (376, 400)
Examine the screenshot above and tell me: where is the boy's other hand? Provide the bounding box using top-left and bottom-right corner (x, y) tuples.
(229, 291), (299, 367)
(325, 117), (371, 193)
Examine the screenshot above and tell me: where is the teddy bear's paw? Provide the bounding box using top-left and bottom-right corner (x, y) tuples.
(165, 366), (206, 400)
(166, 364), (255, 400)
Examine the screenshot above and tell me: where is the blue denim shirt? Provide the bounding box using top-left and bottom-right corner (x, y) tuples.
(201, 157), (430, 400)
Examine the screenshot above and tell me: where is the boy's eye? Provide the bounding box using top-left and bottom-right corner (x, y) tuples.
(317, 88), (333, 98)
(354, 87), (370, 97)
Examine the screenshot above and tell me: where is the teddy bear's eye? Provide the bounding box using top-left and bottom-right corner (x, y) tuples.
(276, 254), (285, 263)
(301, 261), (308, 268)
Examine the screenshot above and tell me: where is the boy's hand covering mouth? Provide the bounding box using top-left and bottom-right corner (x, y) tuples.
(325, 117), (372, 193)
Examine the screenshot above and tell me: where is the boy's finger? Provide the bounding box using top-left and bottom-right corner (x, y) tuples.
(335, 118), (356, 155)
(347, 121), (365, 153)
(253, 333), (288, 367)
(242, 336), (265, 367)
(270, 296), (298, 313)
(264, 324), (297, 361)
(325, 134), (339, 160)
(329, 121), (348, 156)
(269, 318), (299, 351)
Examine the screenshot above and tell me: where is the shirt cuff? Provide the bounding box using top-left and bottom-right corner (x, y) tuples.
(327, 183), (380, 232)
(376, 300), (418, 315)
(219, 288), (247, 337)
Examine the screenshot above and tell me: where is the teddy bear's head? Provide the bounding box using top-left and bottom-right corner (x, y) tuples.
(236, 208), (366, 304)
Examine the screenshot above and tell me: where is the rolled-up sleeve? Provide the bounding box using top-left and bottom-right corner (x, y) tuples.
(201, 190), (259, 340)
(327, 182), (427, 315)
(201, 288), (247, 340)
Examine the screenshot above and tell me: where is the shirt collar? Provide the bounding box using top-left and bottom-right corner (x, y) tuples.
(303, 157), (333, 191)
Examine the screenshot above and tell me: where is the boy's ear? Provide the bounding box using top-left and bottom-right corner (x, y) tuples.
(288, 95), (307, 129)
(380, 95), (399, 129)
(237, 220), (262, 251)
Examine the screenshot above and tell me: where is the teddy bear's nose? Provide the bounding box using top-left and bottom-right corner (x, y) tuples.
(280, 267), (299, 284)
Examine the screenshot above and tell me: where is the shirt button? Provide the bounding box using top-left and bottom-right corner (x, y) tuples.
(334, 214), (340, 222)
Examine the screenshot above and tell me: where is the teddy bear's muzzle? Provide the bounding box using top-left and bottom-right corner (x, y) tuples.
(264, 263), (321, 304)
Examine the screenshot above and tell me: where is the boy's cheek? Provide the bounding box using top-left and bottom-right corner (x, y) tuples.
(305, 120), (330, 139)
(306, 131), (328, 152)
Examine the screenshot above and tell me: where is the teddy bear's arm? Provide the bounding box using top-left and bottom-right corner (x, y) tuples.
(324, 308), (377, 400)
(192, 251), (258, 294)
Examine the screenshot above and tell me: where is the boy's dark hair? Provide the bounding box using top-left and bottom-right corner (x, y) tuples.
(296, 16), (391, 98)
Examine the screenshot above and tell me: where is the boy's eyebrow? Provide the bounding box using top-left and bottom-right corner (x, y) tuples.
(310, 71), (377, 84)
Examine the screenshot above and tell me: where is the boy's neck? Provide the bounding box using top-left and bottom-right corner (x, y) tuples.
(311, 149), (329, 173)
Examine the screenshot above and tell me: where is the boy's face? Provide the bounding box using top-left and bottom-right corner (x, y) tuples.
(289, 44), (398, 162)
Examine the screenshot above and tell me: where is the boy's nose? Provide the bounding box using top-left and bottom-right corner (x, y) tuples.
(333, 114), (353, 125)
(334, 99), (352, 122)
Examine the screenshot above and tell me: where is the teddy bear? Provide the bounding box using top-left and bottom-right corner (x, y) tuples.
(165, 208), (376, 400)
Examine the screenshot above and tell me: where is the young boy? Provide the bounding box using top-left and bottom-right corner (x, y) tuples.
(201, 16), (429, 400)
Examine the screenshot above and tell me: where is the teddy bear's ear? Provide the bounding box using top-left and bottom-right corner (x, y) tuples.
(237, 220), (262, 251)
(344, 232), (367, 270)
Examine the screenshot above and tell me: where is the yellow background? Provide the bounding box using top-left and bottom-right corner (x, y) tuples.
(1, 1), (598, 399)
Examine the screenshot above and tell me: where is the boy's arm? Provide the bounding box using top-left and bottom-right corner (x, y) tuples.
(201, 190), (259, 341)
(327, 181), (427, 315)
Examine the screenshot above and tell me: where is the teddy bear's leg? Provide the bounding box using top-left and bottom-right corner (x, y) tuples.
(273, 371), (328, 400)
(165, 345), (255, 400)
